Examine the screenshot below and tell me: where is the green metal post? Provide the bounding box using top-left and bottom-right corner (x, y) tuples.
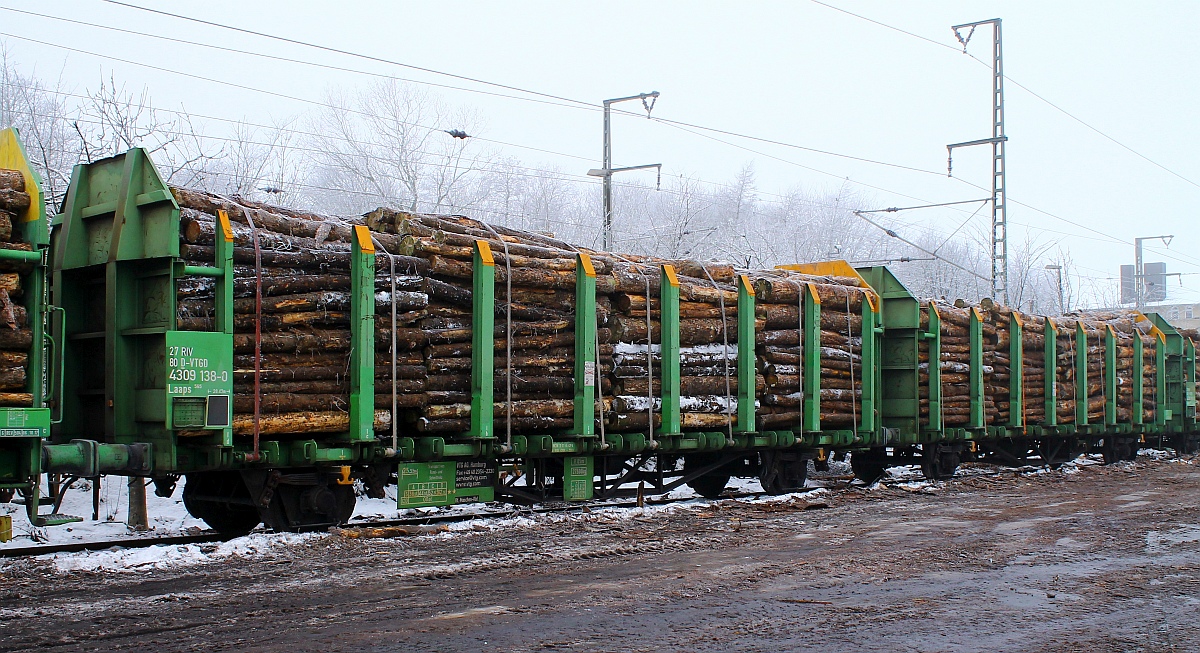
(1044, 319), (1057, 427)
(660, 265), (681, 435)
(0, 127), (60, 526)
(1076, 323), (1088, 427)
(572, 253), (596, 436)
(1104, 326), (1117, 426)
(969, 308), (984, 429)
(213, 211), (235, 336)
(858, 298), (878, 433)
(214, 211), (235, 446)
(25, 261), (44, 407)
(1156, 335), (1167, 426)
(803, 285), (821, 433)
(468, 240), (495, 440)
(735, 275), (756, 433)
(348, 226), (376, 441)
(1009, 313), (1023, 428)
(1185, 338), (1197, 424)
(1132, 329), (1144, 426)
(926, 304), (943, 433)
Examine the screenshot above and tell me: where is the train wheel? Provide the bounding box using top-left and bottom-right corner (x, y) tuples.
(0, 488), (12, 503)
(182, 473), (262, 537)
(1170, 435), (1200, 456)
(921, 445), (960, 481)
(687, 473), (732, 499)
(684, 454), (732, 499)
(759, 452), (808, 495)
(1102, 438), (1135, 465)
(257, 476), (357, 532)
(1031, 439), (1077, 470)
(850, 450), (888, 484)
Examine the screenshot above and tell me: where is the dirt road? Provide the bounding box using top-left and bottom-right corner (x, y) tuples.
(3, 456), (1199, 653)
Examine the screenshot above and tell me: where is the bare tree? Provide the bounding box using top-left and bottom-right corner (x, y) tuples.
(205, 117), (305, 206)
(75, 74), (217, 187)
(305, 79), (496, 215)
(0, 43), (78, 206)
(1002, 232), (1058, 312)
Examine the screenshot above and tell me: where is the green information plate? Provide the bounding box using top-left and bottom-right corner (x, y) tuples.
(165, 331), (233, 430)
(397, 460), (496, 508)
(562, 455), (594, 501)
(0, 407), (49, 438)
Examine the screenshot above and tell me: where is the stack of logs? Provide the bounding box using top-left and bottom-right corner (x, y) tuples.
(172, 187), (887, 437)
(918, 302), (993, 427)
(1077, 311), (1156, 424)
(1051, 316), (1108, 424)
(602, 258), (743, 433)
(920, 305), (1156, 428)
(752, 273), (870, 429)
(375, 212), (770, 434)
(1021, 313), (1048, 424)
(174, 189), (420, 434)
(368, 208), (616, 435)
(0, 169), (33, 407)
(168, 187), (1179, 439)
(982, 303), (1013, 425)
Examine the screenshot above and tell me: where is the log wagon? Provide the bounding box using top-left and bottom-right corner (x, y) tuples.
(1, 133), (1197, 533)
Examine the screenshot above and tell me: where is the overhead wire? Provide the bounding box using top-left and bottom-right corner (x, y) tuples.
(851, 210), (989, 282)
(0, 6), (597, 115)
(0, 30), (596, 165)
(0, 5), (1044, 227)
(98, 0), (597, 110)
(92, 1), (963, 177)
(7, 4), (1192, 277)
(809, 0), (1200, 191)
(21, 0), (1196, 256)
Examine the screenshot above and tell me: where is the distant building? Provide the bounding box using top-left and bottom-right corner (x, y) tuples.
(1143, 303), (1200, 329)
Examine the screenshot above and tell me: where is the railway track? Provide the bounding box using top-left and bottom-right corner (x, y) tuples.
(2, 459), (1111, 559)
(0, 490), (772, 559)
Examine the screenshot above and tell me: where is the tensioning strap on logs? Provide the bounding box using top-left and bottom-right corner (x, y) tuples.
(699, 264), (734, 445)
(1010, 311), (1024, 430)
(243, 205), (264, 462)
(784, 276), (806, 437)
(370, 232), (400, 452)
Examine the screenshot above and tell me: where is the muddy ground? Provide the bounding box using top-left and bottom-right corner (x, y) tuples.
(2, 456), (1199, 653)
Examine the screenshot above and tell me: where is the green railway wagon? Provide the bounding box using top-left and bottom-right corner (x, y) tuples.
(0, 128), (65, 526)
(4, 143), (1198, 535)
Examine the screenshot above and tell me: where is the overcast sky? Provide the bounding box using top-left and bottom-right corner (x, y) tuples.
(3, 1), (1198, 303)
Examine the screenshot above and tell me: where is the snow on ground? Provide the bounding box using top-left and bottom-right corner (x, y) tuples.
(4, 449), (1189, 574)
(45, 532), (318, 574)
(0, 477), (207, 549)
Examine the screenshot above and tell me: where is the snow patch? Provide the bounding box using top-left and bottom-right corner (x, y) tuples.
(44, 532), (319, 574)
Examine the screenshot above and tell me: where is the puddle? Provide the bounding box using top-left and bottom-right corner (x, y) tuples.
(1145, 525), (1200, 552)
(431, 605), (514, 620)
